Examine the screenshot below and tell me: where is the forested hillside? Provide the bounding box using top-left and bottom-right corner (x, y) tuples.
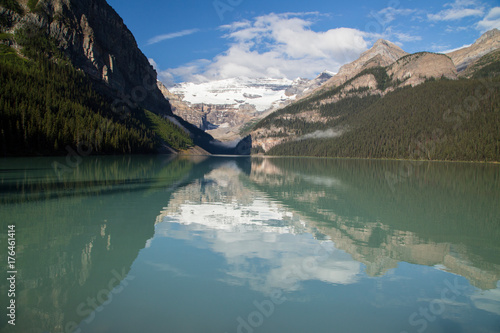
(0, 42), (193, 155)
(0, 3), (194, 156)
(252, 51), (500, 162)
(266, 77), (500, 161)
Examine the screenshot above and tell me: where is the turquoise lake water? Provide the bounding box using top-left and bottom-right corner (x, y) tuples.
(0, 155), (499, 333)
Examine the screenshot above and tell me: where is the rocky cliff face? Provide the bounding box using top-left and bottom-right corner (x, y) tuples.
(386, 52), (457, 86)
(447, 28), (500, 72)
(1, 0), (172, 116)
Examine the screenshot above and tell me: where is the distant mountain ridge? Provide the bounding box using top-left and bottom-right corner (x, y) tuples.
(306, 30), (500, 96)
(165, 72), (334, 141)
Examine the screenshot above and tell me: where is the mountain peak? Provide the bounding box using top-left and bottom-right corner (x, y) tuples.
(373, 39), (395, 47)
(364, 39), (406, 58)
(316, 70), (336, 80)
(476, 28), (500, 45)
(315, 38), (407, 91)
(320, 69), (336, 75)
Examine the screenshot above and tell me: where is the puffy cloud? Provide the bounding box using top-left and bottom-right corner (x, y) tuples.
(157, 59), (211, 86)
(476, 7), (500, 31)
(162, 13), (370, 85)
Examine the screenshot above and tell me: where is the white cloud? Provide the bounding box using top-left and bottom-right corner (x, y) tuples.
(148, 58), (158, 70)
(373, 7), (418, 25)
(147, 28), (200, 45)
(476, 7), (500, 32)
(161, 13), (370, 85)
(377, 26), (422, 45)
(445, 25), (470, 32)
(437, 43), (473, 53)
(157, 59), (211, 86)
(429, 8), (484, 21)
(393, 32), (422, 42)
(428, 0), (485, 21)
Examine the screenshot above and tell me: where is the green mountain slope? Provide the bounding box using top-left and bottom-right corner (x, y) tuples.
(267, 78), (500, 161)
(0, 38), (193, 155)
(462, 49), (500, 79)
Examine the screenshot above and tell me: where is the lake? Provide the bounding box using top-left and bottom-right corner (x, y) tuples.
(0, 155), (499, 333)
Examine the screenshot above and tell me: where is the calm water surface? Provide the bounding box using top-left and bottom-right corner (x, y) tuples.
(0, 155), (499, 333)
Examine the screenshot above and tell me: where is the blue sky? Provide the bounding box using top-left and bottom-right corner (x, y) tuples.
(107, 0), (500, 86)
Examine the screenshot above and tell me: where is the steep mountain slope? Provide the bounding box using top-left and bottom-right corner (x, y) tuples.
(447, 28), (500, 72)
(459, 48), (500, 79)
(0, 39), (193, 155)
(1, 0), (172, 115)
(264, 78), (500, 162)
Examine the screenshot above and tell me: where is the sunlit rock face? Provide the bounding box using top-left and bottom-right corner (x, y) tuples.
(2, 0), (173, 115)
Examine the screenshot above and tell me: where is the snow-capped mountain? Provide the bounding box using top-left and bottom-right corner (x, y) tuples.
(165, 72), (335, 141)
(170, 77), (295, 112)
